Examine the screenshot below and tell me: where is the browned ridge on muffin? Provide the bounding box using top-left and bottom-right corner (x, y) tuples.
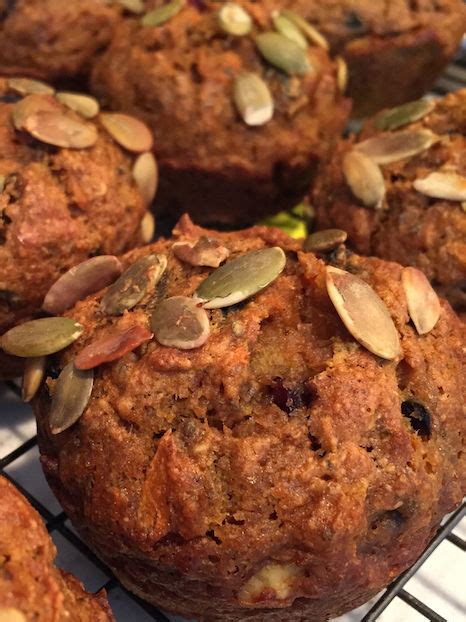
(0, 475), (114, 621)
(0, 76), (157, 340)
(91, 0), (350, 226)
(313, 89), (466, 311)
(16, 215), (464, 621)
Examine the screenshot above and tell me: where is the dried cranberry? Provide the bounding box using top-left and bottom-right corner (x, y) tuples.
(270, 378), (314, 414)
(401, 400), (431, 440)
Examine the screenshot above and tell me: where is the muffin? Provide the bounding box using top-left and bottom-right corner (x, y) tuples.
(30, 216), (465, 621)
(0, 76), (157, 338)
(0, 0), (120, 82)
(313, 89), (466, 311)
(286, 0), (466, 117)
(0, 475), (114, 621)
(90, 0), (350, 227)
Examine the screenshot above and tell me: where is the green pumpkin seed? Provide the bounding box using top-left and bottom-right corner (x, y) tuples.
(233, 72), (274, 126)
(196, 247), (286, 309)
(413, 171), (466, 201)
(343, 149), (385, 208)
(101, 253), (167, 315)
(99, 112), (153, 153)
(326, 266), (401, 360)
(140, 212), (156, 243)
(374, 99), (435, 131)
(49, 362), (93, 434)
(355, 129), (438, 165)
(7, 77), (54, 96)
(218, 2), (252, 36)
(272, 12), (307, 49)
(255, 32), (310, 76)
(259, 210), (307, 239)
(279, 10), (329, 50)
(56, 92), (100, 119)
(132, 151), (158, 205)
(303, 229), (347, 252)
(0, 318), (83, 357)
(21, 355), (46, 402)
(402, 267), (441, 335)
(141, 0), (184, 26)
(43, 255), (123, 314)
(23, 110), (98, 149)
(151, 296), (210, 349)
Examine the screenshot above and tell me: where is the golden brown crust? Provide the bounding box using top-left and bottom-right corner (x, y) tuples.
(313, 89), (466, 310)
(35, 218), (465, 621)
(0, 475), (114, 621)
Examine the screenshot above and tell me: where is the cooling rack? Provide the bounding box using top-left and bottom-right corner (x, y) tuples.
(1, 46), (466, 622)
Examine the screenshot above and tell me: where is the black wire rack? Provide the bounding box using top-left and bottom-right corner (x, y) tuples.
(1, 42), (466, 622)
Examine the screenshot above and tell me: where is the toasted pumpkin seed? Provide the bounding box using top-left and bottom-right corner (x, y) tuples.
(141, 0), (183, 26)
(12, 93), (59, 130)
(49, 362), (93, 434)
(280, 10), (329, 50)
(0, 609), (26, 622)
(196, 247), (286, 309)
(355, 129), (438, 165)
(326, 266), (401, 360)
(0, 175), (5, 193)
(99, 113), (153, 153)
(304, 229), (347, 252)
(101, 253), (167, 315)
(272, 12), (307, 49)
(413, 171), (466, 201)
(23, 110), (98, 149)
(132, 151), (158, 205)
(0, 318), (83, 357)
(255, 32), (310, 76)
(7, 77), (54, 96)
(233, 72), (274, 126)
(151, 296), (210, 349)
(21, 355), (46, 402)
(173, 236), (230, 267)
(336, 56), (348, 93)
(140, 212), (156, 243)
(75, 325), (153, 370)
(56, 92), (100, 119)
(116, 0), (145, 13)
(343, 149), (385, 208)
(43, 255), (123, 314)
(374, 98), (435, 131)
(402, 267), (441, 335)
(218, 2), (252, 36)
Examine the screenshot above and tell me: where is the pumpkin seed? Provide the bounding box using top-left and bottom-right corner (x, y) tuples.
(233, 72), (274, 126)
(0, 609), (26, 622)
(132, 151), (158, 205)
(173, 236), (230, 267)
(0, 318), (83, 357)
(343, 149), (385, 208)
(218, 3), (252, 36)
(56, 92), (100, 119)
(259, 210), (307, 239)
(355, 129), (438, 165)
(196, 247), (286, 309)
(140, 212), (156, 243)
(413, 171), (466, 201)
(401, 267), (441, 335)
(151, 296), (210, 349)
(0, 175), (5, 192)
(101, 253), (167, 315)
(336, 56), (348, 93)
(326, 266), (401, 360)
(99, 112), (153, 153)
(75, 324), (152, 370)
(255, 32), (310, 76)
(23, 110), (98, 149)
(43, 255), (123, 314)
(141, 0), (184, 26)
(12, 93), (59, 130)
(304, 229), (347, 252)
(49, 362), (93, 435)
(21, 355), (46, 402)
(272, 12), (307, 49)
(116, 0), (145, 13)
(7, 77), (54, 96)
(280, 10), (329, 50)
(374, 98), (435, 131)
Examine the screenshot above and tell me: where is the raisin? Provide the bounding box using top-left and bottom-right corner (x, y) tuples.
(270, 377), (314, 414)
(401, 400), (431, 440)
